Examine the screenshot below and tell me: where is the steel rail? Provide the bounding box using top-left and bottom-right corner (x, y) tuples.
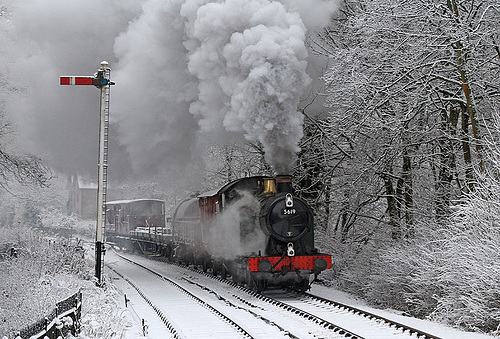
(112, 251), (253, 338)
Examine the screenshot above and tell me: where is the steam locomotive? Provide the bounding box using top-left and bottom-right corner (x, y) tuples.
(106, 175), (332, 292)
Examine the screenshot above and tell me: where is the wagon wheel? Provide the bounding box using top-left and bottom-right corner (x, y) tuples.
(221, 263), (228, 279)
(231, 272), (244, 286)
(211, 261), (218, 276)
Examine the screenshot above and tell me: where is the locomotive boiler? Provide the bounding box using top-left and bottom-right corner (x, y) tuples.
(172, 175), (332, 292)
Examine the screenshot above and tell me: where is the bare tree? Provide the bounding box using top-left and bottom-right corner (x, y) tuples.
(202, 142), (273, 188)
(1, 3), (51, 192)
(0, 113), (51, 190)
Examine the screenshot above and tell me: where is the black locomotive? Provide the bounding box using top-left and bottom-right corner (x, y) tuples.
(106, 175), (332, 292)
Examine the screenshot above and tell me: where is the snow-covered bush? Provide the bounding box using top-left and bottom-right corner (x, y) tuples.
(39, 208), (79, 230)
(0, 226), (88, 337)
(429, 184), (500, 333)
(0, 225), (131, 338)
(78, 279), (132, 339)
(346, 208), (499, 334)
(325, 213), (499, 334)
(362, 226), (445, 316)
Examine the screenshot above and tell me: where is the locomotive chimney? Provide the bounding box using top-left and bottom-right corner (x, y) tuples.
(275, 175), (293, 194)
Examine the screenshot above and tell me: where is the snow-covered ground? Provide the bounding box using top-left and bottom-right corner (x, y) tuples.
(308, 285), (495, 339)
(101, 251), (496, 339)
(107, 250), (342, 338)
(0, 230), (495, 339)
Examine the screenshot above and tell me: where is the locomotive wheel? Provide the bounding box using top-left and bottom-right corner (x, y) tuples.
(248, 276), (265, 293)
(294, 279), (309, 293)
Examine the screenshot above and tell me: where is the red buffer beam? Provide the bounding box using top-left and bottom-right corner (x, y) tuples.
(60, 76), (94, 85)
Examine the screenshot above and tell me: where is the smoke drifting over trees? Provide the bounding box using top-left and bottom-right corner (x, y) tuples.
(1, 0), (337, 183)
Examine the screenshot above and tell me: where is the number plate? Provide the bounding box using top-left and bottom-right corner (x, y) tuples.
(282, 208), (297, 215)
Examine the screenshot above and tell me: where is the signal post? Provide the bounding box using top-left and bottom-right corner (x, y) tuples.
(60, 61), (114, 286)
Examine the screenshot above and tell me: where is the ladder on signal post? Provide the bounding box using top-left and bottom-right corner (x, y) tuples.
(60, 61), (114, 286)
(97, 63), (111, 285)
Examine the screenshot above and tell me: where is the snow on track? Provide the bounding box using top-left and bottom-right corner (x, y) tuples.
(107, 251), (247, 338)
(107, 251), (350, 338)
(104, 250), (493, 339)
(265, 290), (426, 338)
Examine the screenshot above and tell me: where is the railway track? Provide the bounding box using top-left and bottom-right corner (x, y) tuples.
(108, 251), (252, 338)
(183, 268), (442, 339)
(109, 250), (443, 338)
(162, 255), (442, 338)
(265, 290), (442, 339)
(180, 276), (358, 338)
(297, 291), (441, 339)
(109, 251), (354, 338)
(108, 266), (181, 338)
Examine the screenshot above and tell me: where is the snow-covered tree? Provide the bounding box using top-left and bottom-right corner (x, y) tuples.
(0, 114), (51, 192)
(317, 0), (499, 240)
(427, 113), (500, 333)
(202, 143), (273, 187)
(304, 0), (499, 332)
(0, 3), (51, 192)
(362, 112), (500, 333)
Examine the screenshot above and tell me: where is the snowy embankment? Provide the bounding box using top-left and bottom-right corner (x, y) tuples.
(107, 250), (496, 339)
(309, 284), (496, 339)
(1, 225), (497, 339)
(0, 226), (130, 339)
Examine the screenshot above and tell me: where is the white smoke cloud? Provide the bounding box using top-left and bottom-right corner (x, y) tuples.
(280, 0), (337, 31)
(182, 0), (310, 173)
(1, 0), (337, 182)
(113, 0), (338, 176)
(112, 0), (199, 174)
(205, 190), (266, 258)
(2, 0), (141, 176)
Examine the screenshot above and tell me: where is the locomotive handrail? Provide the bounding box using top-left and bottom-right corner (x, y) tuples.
(271, 252), (286, 271)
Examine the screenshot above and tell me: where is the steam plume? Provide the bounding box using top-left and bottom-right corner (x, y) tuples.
(2, 0), (337, 180)
(183, 0), (310, 173)
(114, 0), (337, 175)
(206, 191), (266, 258)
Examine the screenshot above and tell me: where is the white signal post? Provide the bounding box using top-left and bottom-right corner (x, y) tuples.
(60, 61), (114, 286)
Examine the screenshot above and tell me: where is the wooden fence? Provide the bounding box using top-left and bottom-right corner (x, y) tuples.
(12, 290), (82, 339)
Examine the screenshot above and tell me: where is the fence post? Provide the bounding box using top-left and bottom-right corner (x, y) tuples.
(142, 319), (148, 336)
(75, 290), (82, 335)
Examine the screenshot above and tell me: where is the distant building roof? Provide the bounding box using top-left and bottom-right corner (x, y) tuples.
(106, 198), (164, 205)
(78, 176), (97, 189)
